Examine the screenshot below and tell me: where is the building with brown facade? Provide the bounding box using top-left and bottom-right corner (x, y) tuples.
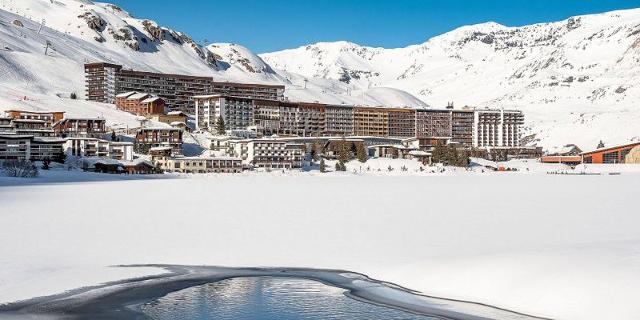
(211, 81), (284, 101)
(53, 118), (107, 138)
(354, 107), (389, 137)
(451, 109), (474, 148)
(4, 110), (65, 127)
(115, 92), (165, 116)
(85, 63), (285, 113)
(324, 104), (354, 136)
(135, 127), (183, 156)
(415, 109), (452, 149)
(388, 108), (416, 138)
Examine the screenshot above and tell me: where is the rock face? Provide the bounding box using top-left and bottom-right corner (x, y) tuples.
(79, 11), (106, 32)
(141, 20), (163, 41)
(12, 19), (23, 27)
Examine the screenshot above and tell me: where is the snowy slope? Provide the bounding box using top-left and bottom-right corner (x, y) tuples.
(1, 0), (639, 149)
(2, 173), (640, 320)
(262, 11), (640, 150)
(0, 0), (426, 123)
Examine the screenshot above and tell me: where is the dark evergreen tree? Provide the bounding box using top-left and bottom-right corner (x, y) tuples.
(70, 92), (77, 100)
(111, 130), (117, 141)
(356, 143), (367, 163)
(319, 159), (326, 173)
(597, 140), (605, 149)
(337, 139), (350, 164)
(216, 117), (226, 135)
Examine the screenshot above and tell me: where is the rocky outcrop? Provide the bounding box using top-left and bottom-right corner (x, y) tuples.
(12, 19), (23, 27)
(78, 11), (106, 32)
(141, 20), (163, 41)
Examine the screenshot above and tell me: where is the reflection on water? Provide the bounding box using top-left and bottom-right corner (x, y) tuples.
(142, 277), (436, 320)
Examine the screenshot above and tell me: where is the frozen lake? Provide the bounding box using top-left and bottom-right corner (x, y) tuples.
(141, 276), (435, 320)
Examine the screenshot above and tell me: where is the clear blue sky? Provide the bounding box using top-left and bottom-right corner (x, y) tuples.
(109, 0), (640, 53)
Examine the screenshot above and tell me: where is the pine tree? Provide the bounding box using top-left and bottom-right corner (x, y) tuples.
(70, 92), (77, 100)
(216, 117), (226, 135)
(597, 140), (605, 149)
(111, 130), (117, 141)
(319, 159), (326, 173)
(337, 139), (350, 164)
(356, 143), (367, 163)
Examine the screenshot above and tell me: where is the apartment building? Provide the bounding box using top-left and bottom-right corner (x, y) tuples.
(414, 109), (452, 150)
(253, 99), (281, 136)
(86, 63), (285, 113)
(10, 119), (55, 137)
(211, 81), (284, 101)
(148, 111), (188, 126)
(53, 118), (107, 138)
(0, 117), (13, 133)
(154, 156), (242, 173)
(388, 108), (416, 138)
(253, 100), (305, 137)
(115, 92), (165, 116)
(85, 62), (120, 103)
(193, 95), (255, 132)
(135, 127), (183, 155)
(4, 110), (65, 127)
(296, 103), (326, 137)
(451, 109), (474, 148)
(324, 104), (354, 136)
(473, 109), (524, 148)
(64, 137), (134, 161)
(0, 134), (65, 161)
(354, 107), (389, 137)
(228, 139), (304, 169)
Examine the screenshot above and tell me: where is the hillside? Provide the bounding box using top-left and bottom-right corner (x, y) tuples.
(262, 10), (640, 149)
(0, 0), (425, 123)
(1, 0), (638, 149)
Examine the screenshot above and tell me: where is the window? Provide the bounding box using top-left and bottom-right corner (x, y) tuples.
(603, 151), (619, 164)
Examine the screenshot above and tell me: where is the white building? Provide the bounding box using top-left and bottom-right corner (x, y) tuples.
(228, 139), (305, 170)
(473, 108), (524, 148)
(194, 95), (255, 132)
(64, 137), (133, 161)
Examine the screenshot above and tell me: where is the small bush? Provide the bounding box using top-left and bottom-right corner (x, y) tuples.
(70, 92), (77, 100)
(2, 160), (39, 178)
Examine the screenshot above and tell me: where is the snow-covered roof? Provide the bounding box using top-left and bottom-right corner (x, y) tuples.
(166, 111), (187, 116)
(110, 141), (134, 146)
(170, 121), (185, 126)
(149, 146), (173, 151)
(127, 93), (151, 100)
(120, 159), (154, 167)
(116, 91), (137, 98)
(409, 150), (431, 156)
(11, 119), (46, 123)
(142, 97), (162, 103)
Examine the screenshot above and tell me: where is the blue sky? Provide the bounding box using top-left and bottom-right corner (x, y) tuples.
(109, 0), (640, 53)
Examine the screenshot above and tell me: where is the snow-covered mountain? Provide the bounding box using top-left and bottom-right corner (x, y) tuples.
(0, 0), (425, 119)
(262, 10), (640, 149)
(0, 0), (638, 149)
